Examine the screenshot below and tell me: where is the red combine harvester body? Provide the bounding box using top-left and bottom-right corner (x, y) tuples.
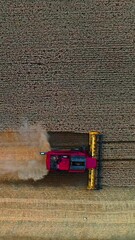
(43, 149), (97, 173)
(40, 131), (101, 190)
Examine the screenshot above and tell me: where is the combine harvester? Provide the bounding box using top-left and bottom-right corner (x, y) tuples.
(41, 131), (101, 190)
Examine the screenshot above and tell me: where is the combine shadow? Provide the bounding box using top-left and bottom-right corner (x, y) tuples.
(2, 171), (88, 189)
(96, 134), (104, 190)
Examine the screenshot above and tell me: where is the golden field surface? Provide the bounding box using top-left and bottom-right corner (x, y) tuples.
(0, 173), (135, 240)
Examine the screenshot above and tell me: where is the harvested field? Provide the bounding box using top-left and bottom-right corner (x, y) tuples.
(0, 174), (135, 240)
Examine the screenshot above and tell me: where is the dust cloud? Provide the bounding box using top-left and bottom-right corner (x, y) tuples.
(0, 121), (51, 181)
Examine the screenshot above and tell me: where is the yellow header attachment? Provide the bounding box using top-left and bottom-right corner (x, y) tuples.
(89, 131), (100, 157)
(87, 131), (100, 190)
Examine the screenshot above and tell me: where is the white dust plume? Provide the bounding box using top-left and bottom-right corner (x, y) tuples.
(0, 121), (51, 181)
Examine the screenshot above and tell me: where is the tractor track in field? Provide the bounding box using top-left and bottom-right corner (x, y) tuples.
(0, 179), (135, 240)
